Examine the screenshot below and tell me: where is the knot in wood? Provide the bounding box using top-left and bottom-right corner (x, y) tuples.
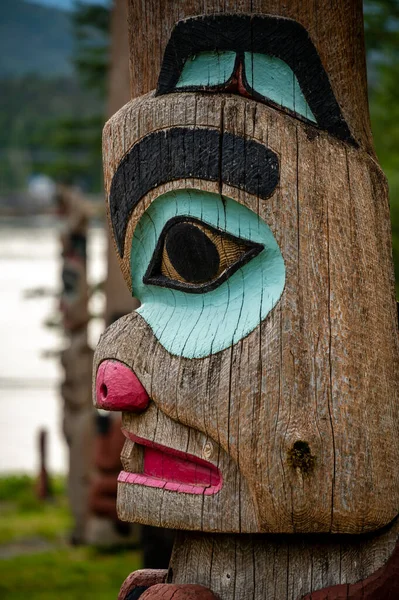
(287, 441), (316, 475)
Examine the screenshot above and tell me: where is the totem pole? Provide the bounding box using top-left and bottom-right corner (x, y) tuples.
(58, 184), (94, 544)
(87, 0), (138, 547)
(94, 1), (399, 597)
(88, 1), (173, 559)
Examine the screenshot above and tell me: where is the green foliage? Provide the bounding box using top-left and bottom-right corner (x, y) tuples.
(365, 0), (399, 291)
(0, 76), (103, 192)
(0, 474), (141, 599)
(72, 1), (111, 96)
(0, 475), (70, 544)
(370, 62), (399, 286)
(40, 0), (112, 190)
(0, 1), (111, 194)
(364, 0), (399, 56)
(0, 547), (141, 600)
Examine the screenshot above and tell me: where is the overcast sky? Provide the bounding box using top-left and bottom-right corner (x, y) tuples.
(28, 0), (109, 10)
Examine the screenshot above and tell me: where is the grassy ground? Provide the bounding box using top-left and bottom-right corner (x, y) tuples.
(0, 475), (141, 599)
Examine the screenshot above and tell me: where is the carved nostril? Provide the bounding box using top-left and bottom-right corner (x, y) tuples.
(95, 360), (150, 412)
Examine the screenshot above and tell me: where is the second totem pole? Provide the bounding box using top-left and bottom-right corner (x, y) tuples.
(95, 1), (399, 597)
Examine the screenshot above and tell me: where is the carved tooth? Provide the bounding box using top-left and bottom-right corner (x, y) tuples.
(120, 438), (135, 471)
(202, 440), (214, 461)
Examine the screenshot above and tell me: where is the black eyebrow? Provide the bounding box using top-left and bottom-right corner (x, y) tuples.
(109, 128), (279, 257)
(156, 14), (355, 145)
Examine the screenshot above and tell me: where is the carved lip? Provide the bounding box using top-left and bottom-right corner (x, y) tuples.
(119, 430), (223, 495)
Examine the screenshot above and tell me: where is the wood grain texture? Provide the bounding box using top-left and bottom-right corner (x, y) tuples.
(101, 92), (399, 534)
(169, 527), (399, 600)
(127, 0), (372, 153)
(302, 538), (399, 599)
(104, 0), (137, 325)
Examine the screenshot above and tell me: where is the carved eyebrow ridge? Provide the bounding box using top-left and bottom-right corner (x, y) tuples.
(109, 127), (279, 257)
(156, 14), (355, 144)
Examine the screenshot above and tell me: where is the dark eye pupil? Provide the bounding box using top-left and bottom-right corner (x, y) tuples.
(165, 222), (220, 283)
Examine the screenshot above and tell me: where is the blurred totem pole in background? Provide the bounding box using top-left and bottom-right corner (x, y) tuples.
(96, 0), (399, 598)
(57, 183), (94, 545)
(88, 0), (174, 560)
(85, 0), (137, 547)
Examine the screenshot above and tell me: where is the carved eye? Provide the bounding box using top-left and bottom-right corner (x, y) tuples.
(176, 51), (236, 89)
(243, 53), (316, 123)
(143, 217), (263, 293)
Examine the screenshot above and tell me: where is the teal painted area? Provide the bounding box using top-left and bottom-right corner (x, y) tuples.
(176, 51), (236, 88)
(130, 190), (285, 359)
(244, 52), (316, 122)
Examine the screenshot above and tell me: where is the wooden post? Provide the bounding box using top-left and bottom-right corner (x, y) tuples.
(58, 184), (94, 545)
(104, 0), (137, 328)
(36, 428), (52, 501)
(95, 1), (399, 597)
(86, 0), (139, 547)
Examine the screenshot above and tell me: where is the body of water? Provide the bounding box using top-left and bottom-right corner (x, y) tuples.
(0, 215), (105, 474)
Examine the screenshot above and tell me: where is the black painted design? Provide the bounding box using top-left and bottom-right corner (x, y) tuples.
(156, 14), (355, 144)
(143, 215), (264, 294)
(165, 222), (220, 283)
(109, 128), (279, 256)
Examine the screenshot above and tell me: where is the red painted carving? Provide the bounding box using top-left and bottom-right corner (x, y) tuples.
(119, 432), (222, 495)
(95, 360), (150, 412)
(118, 570), (218, 600)
(140, 584), (219, 600)
(224, 60), (253, 100)
(118, 569), (168, 600)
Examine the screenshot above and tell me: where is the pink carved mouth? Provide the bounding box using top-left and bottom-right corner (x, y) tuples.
(119, 431), (223, 495)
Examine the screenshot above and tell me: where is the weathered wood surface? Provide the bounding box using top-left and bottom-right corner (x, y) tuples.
(105, 0), (137, 325)
(95, 0), (399, 596)
(170, 529), (399, 600)
(127, 0), (372, 153)
(57, 184), (94, 544)
(101, 91), (399, 535)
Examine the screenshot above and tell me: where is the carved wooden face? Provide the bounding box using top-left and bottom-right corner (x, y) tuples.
(95, 15), (399, 534)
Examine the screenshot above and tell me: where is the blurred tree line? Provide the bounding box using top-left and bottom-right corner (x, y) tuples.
(47, 1), (110, 189)
(0, 0), (110, 194)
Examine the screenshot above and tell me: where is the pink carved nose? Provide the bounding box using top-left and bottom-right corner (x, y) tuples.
(95, 360), (150, 412)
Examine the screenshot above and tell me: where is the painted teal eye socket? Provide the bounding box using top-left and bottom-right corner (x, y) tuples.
(176, 51), (236, 88)
(243, 52), (316, 122)
(130, 189), (285, 359)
